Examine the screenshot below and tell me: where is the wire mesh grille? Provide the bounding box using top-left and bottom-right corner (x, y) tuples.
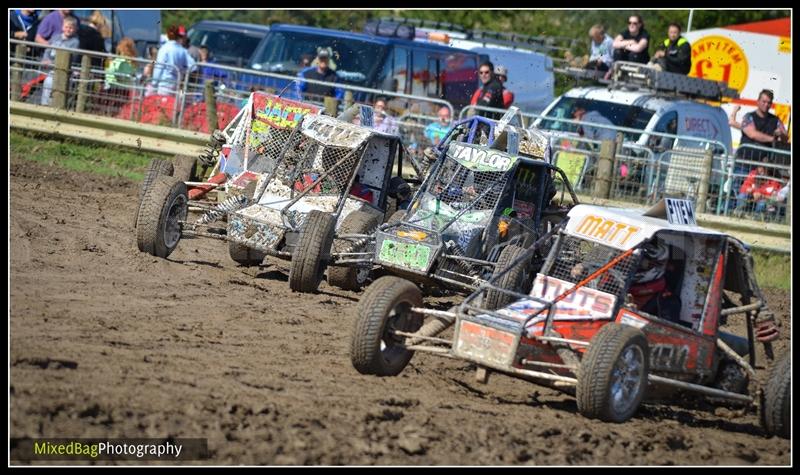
(547, 235), (637, 298)
(405, 154), (511, 235)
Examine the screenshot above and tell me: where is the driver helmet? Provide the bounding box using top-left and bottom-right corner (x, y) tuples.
(634, 241), (669, 283)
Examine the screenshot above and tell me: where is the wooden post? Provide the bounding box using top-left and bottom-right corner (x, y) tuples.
(696, 147), (714, 213)
(323, 96), (339, 116)
(204, 80), (218, 131)
(592, 137), (617, 199)
(11, 43), (26, 101)
(75, 55), (92, 113)
(52, 49), (71, 110)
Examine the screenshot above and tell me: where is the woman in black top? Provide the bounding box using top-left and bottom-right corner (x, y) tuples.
(612, 14), (650, 64)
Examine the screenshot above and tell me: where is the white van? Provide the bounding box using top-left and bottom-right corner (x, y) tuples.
(533, 86), (732, 154)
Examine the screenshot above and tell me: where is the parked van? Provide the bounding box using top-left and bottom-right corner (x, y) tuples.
(241, 23), (483, 110)
(534, 86), (732, 153)
(187, 20), (270, 68)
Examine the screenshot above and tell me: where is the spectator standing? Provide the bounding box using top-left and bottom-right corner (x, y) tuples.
(372, 97), (399, 135)
(650, 23), (691, 75)
(178, 25), (201, 62)
(195, 45), (229, 84)
(296, 47), (343, 101)
(151, 24), (195, 96)
(470, 61), (505, 119)
(612, 14), (650, 65)
(78, 11), (109, 71)
(585, 24), (614, 72)
(737, 89), (788, 163)
(101, 37), (137, 116)
(35, 10), (78, 47)
(10, 9), (40, 42)
(494, 65), (515, 108)
(40, 16), (80, 106)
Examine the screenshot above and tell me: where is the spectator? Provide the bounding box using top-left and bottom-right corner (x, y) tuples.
(40, 16), (80, 106)
(585, 24), (614, 72)
(195, 45), (228, 83)
(142, 45), (159, 80)
(10, 9), (40, 42)
(78, 11), (108, 70)
(469, 60), (505, 119)
(735, 165), (782, 217)
(35, 10), (78, 47)
(296, 47), (343, 101)
(151, 24), (195, 96)
(178, 25), (201, 62)
(737, 89), (788, 163)
(612, 14), (650, 65)
(650, 23), (691, 75)
(494, 65), (515, 108)
(372, 97), (398, 135)
(571, 101), (616, 142)
(424, 105), (452, 147)
(100, 37), (137, 116)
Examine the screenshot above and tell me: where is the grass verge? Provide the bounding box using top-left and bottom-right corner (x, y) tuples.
(10, 130), (170, 181)
(752, 251), (791, 290)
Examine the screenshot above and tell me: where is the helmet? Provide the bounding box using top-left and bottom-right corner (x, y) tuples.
(634, 241), (669, 283)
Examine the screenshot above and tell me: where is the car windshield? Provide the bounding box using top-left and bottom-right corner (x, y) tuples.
(188, 27), (265, 67)
(538, 96), (655, 142)
(250, 31), (388, 85)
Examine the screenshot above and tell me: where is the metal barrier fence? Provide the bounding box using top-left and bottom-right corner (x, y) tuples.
(10, 40), (185, 127)
(10, 39), (790, 224)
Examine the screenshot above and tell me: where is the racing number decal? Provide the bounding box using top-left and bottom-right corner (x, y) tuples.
(379, 240), (430, 270)
(650, 344), (690, 371)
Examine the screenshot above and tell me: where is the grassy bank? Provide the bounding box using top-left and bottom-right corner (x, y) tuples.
(10, 130), (170, 182)
(752, 251), (791, 291)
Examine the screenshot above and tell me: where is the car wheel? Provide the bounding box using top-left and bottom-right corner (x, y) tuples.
(136, 175), (187, 258)
(288, 210), (335, 293)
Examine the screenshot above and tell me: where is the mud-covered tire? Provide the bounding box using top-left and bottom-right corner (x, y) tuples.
(576, 323), (649, 423)
(135, 158), (174, 227)
(762, 353), (790, 439)
(228, 241), (266, 266)
(483, 245), (531, 310)
(173, 154), (198, 182)
(350, 276), (423, 376)
(327, 211), (382, 291)
(136, 175), (187, 258)
(288, 210), (336, 293)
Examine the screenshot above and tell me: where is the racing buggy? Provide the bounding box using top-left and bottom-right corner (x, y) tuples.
(356, 114), (579, 311)
(351, 198), (789, 439)
(136, 95), (422, 294)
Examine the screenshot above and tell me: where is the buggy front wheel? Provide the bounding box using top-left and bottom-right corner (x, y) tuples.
(762, 352), (790, 439)
(483, 244), (531, 310)
(350, 276), (423, 376)
(576, 323), (649, 423)
(327, 210), (382, 291)
(134, 158), (174, 227)
(136, 175), (188, 258)
(289, 210), (336, 293)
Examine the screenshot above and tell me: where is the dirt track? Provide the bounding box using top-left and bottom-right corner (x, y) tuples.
(10, 156), (792, 465)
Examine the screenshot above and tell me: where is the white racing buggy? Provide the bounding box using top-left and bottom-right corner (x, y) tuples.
(360, 115), (579, 309)
(351, 198), (789, 438)
(136, 95), (421, 294)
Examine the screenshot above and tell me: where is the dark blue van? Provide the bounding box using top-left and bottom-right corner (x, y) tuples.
(239, 23), (483, 109)
(187, 20), (270, 68)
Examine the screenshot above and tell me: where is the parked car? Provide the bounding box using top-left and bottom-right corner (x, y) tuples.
(186, 20), (270, 68)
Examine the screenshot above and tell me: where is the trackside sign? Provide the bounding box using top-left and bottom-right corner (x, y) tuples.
(447, 142), (518, 172)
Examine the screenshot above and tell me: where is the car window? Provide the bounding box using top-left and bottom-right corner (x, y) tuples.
(251, 31), (388, 85)
(411, 50), (439, 98)
(188, 27), (265, 67)
(539, 96), (655, 142)
(376, 47), (409, 94)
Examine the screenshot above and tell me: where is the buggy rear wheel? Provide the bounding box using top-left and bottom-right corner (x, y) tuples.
(350, 276), (423, 376)
(576, 323), (649, 423)
(228, 241), (266, 267)
(327, 210), (381, 291)
(135, 158), (174, 227)
(136, 175), (188, 258)
(288, 210), (336, 293)
(762, 353), (790, 439)
(483, 245), (531, 310)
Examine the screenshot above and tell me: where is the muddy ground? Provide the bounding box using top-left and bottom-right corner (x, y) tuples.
(9, 156), (792, 465)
